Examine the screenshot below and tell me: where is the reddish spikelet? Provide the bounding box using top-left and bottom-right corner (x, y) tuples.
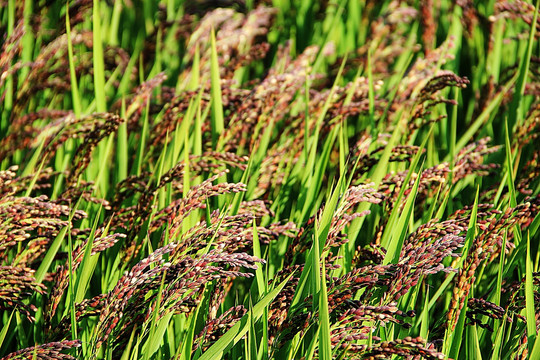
(111, 153), (247, 250)
(331, 303), (414, 345)
(48, 294), (107, 341)
(379, 162), (449, 212)
(170, 210), (294, 254)
(420, 0), (435, 53)
(122, 72), (167, 128)
(265, 266), (306, 346)
(398, 38), (457, 101)
(285, 184), (383, 264)
(0, 194), (86, 267)
(466, 298), (507, 331)
(166, 172), (247, 240)
(0, 20), (25, 89)
(221, 44), (318, 153)
(59, 180), (112, 210)
(183, 7), (275, 80)
(516, 103), (540, 148)
(356, 336), (445, 360)
(359, 3), (419, 77)
(448, 196), (540, 331)
(405, 72), (469, 138)
(495, 0), (540, 37)
(8, 30), (128, 119)
(159, 250), (263, 320)
(0, 110), (71, 160)
(0, 340), (81, 360)
(328, 265), (393, 308)
(456, 0), (480, 37)
(93, 243), (178, 351)
(326, 185), (384, 248)
(387, 234), (464, 301)
(192, 305), (247, 353)
(351, 142), (424, 177)
(67, 113), (124, 186)
(148, 89), (206, 149)
(91, 240), (263, 355)
(4, 112), (124, 188)
(517, 151), (540, 195)
(156, 152), (248, 191)
(502, 271), (540, 357)
(46, 231), (125, 324)
(0, 266), (46, 322)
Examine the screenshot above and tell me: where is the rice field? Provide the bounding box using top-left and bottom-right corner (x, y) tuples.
(0, 0), (539, 359)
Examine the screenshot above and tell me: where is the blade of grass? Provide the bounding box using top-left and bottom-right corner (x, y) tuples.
(252, 220), (266, 299)
(66, 221), (78, 340)
(318, 256), (332, 360)
(504, 120), (517, 208)
(530, 325), (540, 360)
(74, 206), (104, 303)
(178, 295), (204, 360)
(117, 97), (128, 182)
(120, 326), (139, 360)
(134, 101), (150, 176)
(525, 232), (536, 353)
(142, 271), (170, 360)
(467, 325), (483, 360)
(0, 311), (14, 352)
(490, 303), (509, 360)
(380, 128), (430, 251)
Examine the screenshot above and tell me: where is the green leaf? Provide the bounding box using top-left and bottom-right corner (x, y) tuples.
(381, 128), (429, 256)
(142, 271), (169, 360)
(419, 286), (429, 340)
(179, 297), (204, 360)
(490, 317), (506, 360)
(252, 221), (266, 299)
(117, 98), (128, 182)
(525, 232), (537, 353)
(467, 325), (483, 360)
(0, 311), (14, 352)
(504, 120), (517, 208)
(74, 206), (104, 303)
(35, 226), (69, 283)
(318, 258), (332, 360)
(145, 312), (174, 359)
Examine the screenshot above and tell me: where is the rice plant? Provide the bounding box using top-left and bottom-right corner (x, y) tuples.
(0, 0), (539, 359)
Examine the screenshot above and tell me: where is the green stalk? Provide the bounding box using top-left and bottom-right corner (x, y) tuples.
(65, 5), (82, 118)
(210, 29), (224, 148)
(93, 0), (107, 112)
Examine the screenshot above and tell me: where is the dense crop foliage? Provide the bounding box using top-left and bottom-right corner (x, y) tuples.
(1, 0), (540, 359)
